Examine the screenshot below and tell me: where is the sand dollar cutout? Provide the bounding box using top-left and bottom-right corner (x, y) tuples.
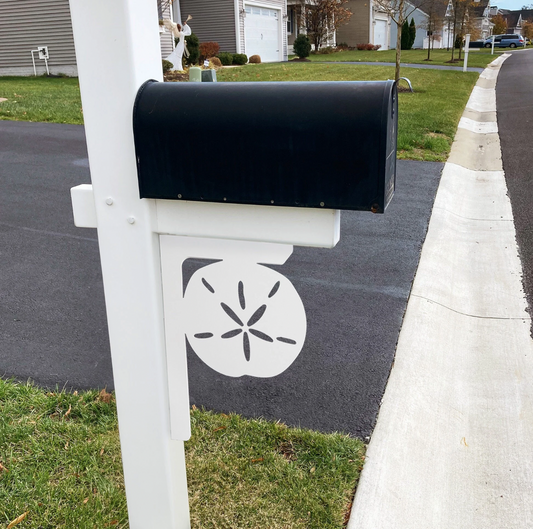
(183, 261), (307, 377)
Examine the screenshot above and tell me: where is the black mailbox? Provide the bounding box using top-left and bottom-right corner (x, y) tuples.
(133, 79), (397, 213)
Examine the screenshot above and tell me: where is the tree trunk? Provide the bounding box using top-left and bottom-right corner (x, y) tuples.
(395, 0), (405, 83)
(451, 0), (461, 61)
(396, 23), (402, 82)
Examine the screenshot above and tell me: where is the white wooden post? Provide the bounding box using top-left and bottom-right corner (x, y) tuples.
(68, 3), (342, 528)
(68, 3), (398, 528)
(463, 34), (470, 72)
(68, 1), (190, 527)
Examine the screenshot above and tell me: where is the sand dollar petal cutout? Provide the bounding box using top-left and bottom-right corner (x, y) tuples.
(183, 261), (307, 377)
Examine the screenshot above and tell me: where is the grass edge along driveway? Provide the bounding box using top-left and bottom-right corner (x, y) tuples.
(0, 378), (365, 529)
(296, 47), (511, 69)
(0, 63), (478, 162)
(218, 63), (478, 162)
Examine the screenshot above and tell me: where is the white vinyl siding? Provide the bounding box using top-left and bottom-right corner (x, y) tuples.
(0, 0), (77, 76)
(159, 1), (174, 59)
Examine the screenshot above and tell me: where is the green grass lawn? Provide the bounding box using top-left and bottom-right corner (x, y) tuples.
(0, 76), (82, 125)
(297, 47), (513, 68)
(0, 61), (479, 162)
(0, 379), (365, 528)
(218, 63), (479, 161)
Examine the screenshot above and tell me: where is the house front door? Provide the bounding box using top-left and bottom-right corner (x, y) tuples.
(374, 19), (388, 50)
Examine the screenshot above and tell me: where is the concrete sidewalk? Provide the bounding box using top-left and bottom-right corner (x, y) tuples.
(348, 54), (533, 527)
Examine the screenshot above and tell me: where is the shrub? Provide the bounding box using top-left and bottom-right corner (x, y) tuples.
(249, 54), (261, 64)
(314, 46), (336, 54)
(218, 52), (234, 66)
(365, 43), (375, 50)
(179, 32), (199, 65)
(232, 53), (248, 65)
(356, 43), (366, 50)
(336, 43), (352, 51)
(373, 44), (382, 51)
(293, 34), (311, 58)
(199, 41), (220, 60)
(162, 59), (173, 73)
(209, 57), (223, 68)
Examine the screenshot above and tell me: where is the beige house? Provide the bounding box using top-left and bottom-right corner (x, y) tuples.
(0, 0), (78, 76)
(287, 0), (391, 52)
(0, 0), (288, 77)
(337, 0), (391, 50)
(175, 0), (288, 62)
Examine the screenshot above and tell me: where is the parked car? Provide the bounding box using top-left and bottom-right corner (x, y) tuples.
(483, 34), (525, 48)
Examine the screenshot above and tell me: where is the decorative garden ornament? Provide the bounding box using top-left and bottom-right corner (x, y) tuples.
(163, 15), (192, 71)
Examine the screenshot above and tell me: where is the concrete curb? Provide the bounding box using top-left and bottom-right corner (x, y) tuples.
(348, 54), (533, 528)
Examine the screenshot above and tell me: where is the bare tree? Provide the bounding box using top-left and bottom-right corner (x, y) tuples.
(448, 0), (468, 61)
(420, 0), (446, 60)
(297, 0), (352, 51)
(157, 0), (175, 15)
(448, 0), (479, 62)
(373, 0), (429, 81)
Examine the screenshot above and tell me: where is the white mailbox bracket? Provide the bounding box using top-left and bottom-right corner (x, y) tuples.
(71, 184), (340, 441)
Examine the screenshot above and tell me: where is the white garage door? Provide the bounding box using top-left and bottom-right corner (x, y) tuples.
(245, 6), (280, 62)
(374, 19), (388, 50)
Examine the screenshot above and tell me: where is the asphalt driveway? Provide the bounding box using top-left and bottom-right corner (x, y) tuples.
(0, 120), (442, 438)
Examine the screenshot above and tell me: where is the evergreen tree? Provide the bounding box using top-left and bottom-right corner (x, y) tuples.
(409, 18), (417, 48)
(401, 19), (411, 49)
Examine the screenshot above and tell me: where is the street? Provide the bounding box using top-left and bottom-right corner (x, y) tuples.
(497, 49), (533, 335)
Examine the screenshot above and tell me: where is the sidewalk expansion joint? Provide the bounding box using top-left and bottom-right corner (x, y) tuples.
(411, 294), (531, 322)
(432, 205), (513, 222)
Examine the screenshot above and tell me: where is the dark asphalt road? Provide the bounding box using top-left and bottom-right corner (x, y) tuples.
(0, 120), (442, 438)
(497, 50), (533, 335)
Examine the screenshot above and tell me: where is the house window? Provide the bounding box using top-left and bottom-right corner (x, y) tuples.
(287, 8), (294, 34)
(245, 5), (278, 18)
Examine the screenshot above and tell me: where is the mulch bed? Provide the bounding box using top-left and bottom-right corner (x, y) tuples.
(163, 71), (190, 82)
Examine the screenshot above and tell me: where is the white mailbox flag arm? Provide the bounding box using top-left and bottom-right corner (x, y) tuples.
(68, 0), (190, 527)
